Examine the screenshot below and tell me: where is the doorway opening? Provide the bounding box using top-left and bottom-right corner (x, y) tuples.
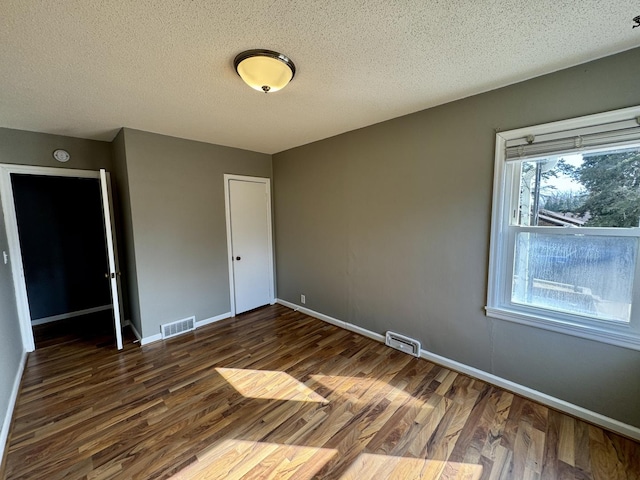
(11, 174), (113, 348)
(0, 165), (124, 351)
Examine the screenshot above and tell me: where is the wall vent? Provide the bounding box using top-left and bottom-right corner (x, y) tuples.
(385, 331), (421, 357)
(161, 316), (195, 339)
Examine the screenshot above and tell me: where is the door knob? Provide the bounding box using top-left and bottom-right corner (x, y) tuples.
(235, 256), (241, 261)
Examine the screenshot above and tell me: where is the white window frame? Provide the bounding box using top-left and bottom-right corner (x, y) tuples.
(486, 105), (640, 351)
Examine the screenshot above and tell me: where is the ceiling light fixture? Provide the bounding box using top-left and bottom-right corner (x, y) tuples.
(234, 49), (296, 93)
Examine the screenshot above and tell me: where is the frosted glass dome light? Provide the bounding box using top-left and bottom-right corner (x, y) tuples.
(234, 50), (296, 93)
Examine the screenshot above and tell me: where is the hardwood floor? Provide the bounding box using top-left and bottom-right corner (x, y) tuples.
(32, 309), (117, 349)
(3, 304), (639, 479)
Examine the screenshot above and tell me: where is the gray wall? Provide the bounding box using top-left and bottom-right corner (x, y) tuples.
(273, 47), (640, 427)
(111, 129), (142, 335)
(0, 191), (23, 445)
(0, 129), (113, 439)
(121, 129), (271, 338)
(0, 128), (112, 171)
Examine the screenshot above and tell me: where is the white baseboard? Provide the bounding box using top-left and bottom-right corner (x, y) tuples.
(131, 312), (234, 347)
(122, 318), (161, 346)
(123, 320), (142, 344)
(31, 304), (113, 326)
(417, 346), (640, 441)
(277, 299), (385, 342)
(276, 298), (640, 441)
(140, 332), (162, 346)
(1, 350), (27, 467)
(195, 312), (232, 329)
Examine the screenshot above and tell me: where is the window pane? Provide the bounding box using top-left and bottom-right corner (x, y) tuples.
(512, 233), (637, 323)
(517, 145), (640, 228)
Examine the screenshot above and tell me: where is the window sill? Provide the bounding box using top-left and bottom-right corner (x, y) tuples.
(485, 306), (640, 351)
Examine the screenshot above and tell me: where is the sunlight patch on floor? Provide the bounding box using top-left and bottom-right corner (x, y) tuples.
(340, 453), (483, 480)
(169, 441), (483, 480)
(216, 368), (328, 403)
(170, 440), (337, 480)
(310, 374), (432, 411)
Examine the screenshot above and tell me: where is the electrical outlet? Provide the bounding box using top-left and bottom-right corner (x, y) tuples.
(300, 294), (306, 304)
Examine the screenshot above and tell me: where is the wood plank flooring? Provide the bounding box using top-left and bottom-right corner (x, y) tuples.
(32, 309), (117, 349)
(3, 304), (639, 479)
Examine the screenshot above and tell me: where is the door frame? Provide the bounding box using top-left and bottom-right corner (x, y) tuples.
(223, 174), (275, 316)
(0, 164), (120, 351)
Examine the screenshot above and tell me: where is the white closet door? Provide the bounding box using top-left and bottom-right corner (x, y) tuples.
(226, 177), (273, 314)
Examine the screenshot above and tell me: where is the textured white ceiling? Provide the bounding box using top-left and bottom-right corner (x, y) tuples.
(1, 1), (639, 154)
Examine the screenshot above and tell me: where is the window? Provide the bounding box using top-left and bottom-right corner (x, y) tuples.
(486, 106), (640, 350)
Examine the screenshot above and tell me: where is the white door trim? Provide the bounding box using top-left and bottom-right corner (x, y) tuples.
(0, 164), (119, 351)
(223, 174), (275, 316)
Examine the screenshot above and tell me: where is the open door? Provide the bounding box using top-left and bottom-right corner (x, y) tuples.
(99, 169), (124, 350)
